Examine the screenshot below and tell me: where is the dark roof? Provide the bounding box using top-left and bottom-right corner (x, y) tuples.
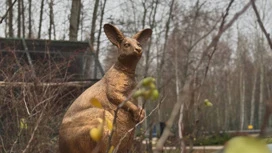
(0, 38), (90, 53)
(0, 38), (104, 82)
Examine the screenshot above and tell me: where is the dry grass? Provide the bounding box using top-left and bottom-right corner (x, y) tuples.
(0, 53), (85, 153)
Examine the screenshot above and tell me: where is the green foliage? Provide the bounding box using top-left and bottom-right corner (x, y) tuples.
(193, 132), (232, 146)
(263, 137), (272, 144)
(133, 77), (159, 101)
(225, 136), (270, 153)
(204, 99), (213, 107)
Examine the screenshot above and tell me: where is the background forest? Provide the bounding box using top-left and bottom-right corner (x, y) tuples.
(0, 0), (272, 152)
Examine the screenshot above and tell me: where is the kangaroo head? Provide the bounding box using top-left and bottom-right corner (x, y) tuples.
(104, 24), (152, 64)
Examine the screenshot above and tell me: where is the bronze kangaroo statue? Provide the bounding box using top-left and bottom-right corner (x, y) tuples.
(59, 24), (152, 153)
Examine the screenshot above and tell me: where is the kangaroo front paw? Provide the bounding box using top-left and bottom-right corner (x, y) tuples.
(132, 108), (145, 123)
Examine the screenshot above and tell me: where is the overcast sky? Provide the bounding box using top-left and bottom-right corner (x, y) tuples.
(0, 0), (271, 42)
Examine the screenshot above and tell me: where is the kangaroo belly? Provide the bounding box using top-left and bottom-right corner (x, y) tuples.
(59, 108), (135, 153)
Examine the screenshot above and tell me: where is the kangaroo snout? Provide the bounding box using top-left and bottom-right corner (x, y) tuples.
(135, 47), (142, 53)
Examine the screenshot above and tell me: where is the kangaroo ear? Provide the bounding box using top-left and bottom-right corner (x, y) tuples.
(133, 29), (152, 45)
(104, 24), (125, 48)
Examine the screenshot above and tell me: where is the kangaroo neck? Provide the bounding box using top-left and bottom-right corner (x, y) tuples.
(114, 58), (138, 74)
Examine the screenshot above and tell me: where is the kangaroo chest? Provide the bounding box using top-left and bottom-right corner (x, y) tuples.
(106, 68), (136, 95)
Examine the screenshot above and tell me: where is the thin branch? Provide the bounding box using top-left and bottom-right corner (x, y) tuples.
(22, 102), (48, 153)
(195, 0), (254, 71)
(219, 0), (234, 31)
(155, 78), (192, 152)
(155, 1), (253, 152)
(187, 18), (220, 53)
(0, 135), (7, 153)
(251, 0), (272, 50)
(113, 97), (166, 153)
(106, 83), (143, 152)
(9, 129), (22, 153)
(23, 87), (31, 115)
(0, 0), (18, 24)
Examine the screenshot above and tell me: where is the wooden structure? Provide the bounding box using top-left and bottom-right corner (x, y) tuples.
(0, 38), (104, 86)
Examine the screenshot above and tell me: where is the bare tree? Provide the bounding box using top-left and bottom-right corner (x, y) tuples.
(237, 31), (246, 130)
(251, 0), (272, 50)
(250, 66), (257, 126)
(38, 0), (45, 39)
(48, 0), (56, 40)
(69, 0), (81, 41)
(8, 0), (14, 37)
(17, 0), (21, 37)
(0, 0), (17, 25)
(21, 0), (25, 38)
(259, 47), (265, 126)
(144, 0), (159, 77)
(94, 0), (108, 79)
(90, 0), (99, 46)
(155, 0), (254, 151)
(28, 0), (32, 38)
(95, 0), (107, 56)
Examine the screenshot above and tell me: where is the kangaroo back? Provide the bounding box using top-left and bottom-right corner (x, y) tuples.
(59, 24), (152, 153)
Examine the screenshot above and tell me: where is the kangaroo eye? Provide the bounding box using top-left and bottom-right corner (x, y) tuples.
(124, 43), (130, 47)
(137, 43), (142, 47)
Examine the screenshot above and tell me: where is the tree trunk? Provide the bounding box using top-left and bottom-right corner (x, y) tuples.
(8, 0), (14, 37)
(176, 47), (185, 153)
(259, 61), (264, 127)
(172, 26), (187, 153)
(240, 69), (245, 130)
(79, 5), (84, 41)
(48, 0), (55, 40)
(28, 0), (32, 38)
(83, 0), (99, 78)
(157, 0), (175, 125)
(94, 0), (107, 79)
(250, 68), (257, 126)
(90, 0), (99, 46)
(141, 0), (147, 29)
(69, 0), (81, 41)
(38, 0), (44, 39)
(144, 0), (158, 78)
(225, 74), (232, 130)
(159, 0), (174, 72)
(96, 0), (107, 54)
(17, 0), (21, 37)
(21, 0), (25, 38)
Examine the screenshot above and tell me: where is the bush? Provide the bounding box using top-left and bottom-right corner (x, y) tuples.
(193, 132), (232, 146)
(263, 137), (272, 144)
(0, 54), (85, 153)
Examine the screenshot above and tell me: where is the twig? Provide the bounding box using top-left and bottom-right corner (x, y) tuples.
(187, 18), (220, 53)
(0, 0), (18, 24)
(23, 87), (31, 115)
(113, 97), (165, 153)
(154, 78), (192, 153)
(199, 0), (234, 89)
(9, 129), (22, 153)
(195, 0), (254, 71)
(22, 102), (48, 153)
(219, 0), (234, 31)
(106, 83), (142, 152)
(0, 135), (7, 153)
(154, 1), (253, 151)
(251, 0), (272, 50)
